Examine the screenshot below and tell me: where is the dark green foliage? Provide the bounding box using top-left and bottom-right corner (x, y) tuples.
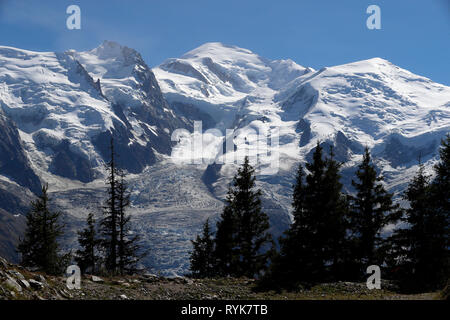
(18, 184), (66, 275)
(264, 143), (349, 288)
(116, 171), (146, 275)
(261, 164), (308, 289)
(389, 136), (449, 291)
(190, 219), (215, 278)
(430, 135), (450, 288)
(213, 156), (272, 278)
(99, 138), (145, 275)
(75, 212), (101, 274)
(99, 139), (119, 274)
(213, 195), (237, 276)
(348, 147), (400, 278)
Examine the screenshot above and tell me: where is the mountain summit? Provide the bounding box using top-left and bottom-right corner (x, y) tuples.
(0, 42), (449, 275)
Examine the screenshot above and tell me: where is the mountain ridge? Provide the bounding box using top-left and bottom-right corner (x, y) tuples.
(0, 41), (449, 274)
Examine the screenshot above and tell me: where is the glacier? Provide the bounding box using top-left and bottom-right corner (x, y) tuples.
(0, 41), (449, 275)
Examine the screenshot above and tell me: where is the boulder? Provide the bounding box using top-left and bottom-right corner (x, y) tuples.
(91, 275), (104, 283)
(19, 279), (31, 289)
(4, 276), (22, 292)
(37, 274), (47, 285)
(8, 270), (25, 280)
(28, 279), (44, 290)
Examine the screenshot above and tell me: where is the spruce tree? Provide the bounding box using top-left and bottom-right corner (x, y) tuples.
(213, 156), (272, 278)
(349, 147), (400, 277)
(190, 219), (215, 278)
(262, 164), (308, 288)
(425, 135), (449, 289)
(264, 143), (349, 288)
(18, 184), (65, 275)
(389, 136), (449, 292)
(213, 194), (237, 276)
(99, 139), (144, 275)
(322, 147), (349, 279)
(116, 171), (145, 275)
(75, 212), (101, 274)
(233, 157), (272, 277)
(99, 138), (120, 274)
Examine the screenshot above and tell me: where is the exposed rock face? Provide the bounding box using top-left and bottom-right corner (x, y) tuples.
(49, 139), (94, 183)
(0, 41), (449, 276)
(0, 180), (36, 264)
(0, 42), (192, 187)
(0, 108), (41, 194)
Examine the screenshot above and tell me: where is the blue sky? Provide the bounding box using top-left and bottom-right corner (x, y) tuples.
(0, 0), (449, 84)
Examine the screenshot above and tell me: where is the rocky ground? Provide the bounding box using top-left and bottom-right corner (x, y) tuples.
(0, 256), (444, 300)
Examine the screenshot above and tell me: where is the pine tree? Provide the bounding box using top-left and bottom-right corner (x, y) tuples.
(349, 147), (400, 277)
(389, 136), (449, 292)
(99, 138), (145, 275)
(233, 157), (272, 277)
(262, 164), (308, 289)
(99, 138), (120, 274)
(75, 212), (101, 274)
(18, 184), (65, 275)
(300, 142), (330, 282)
(190, 219), (215, 278)
(388, 161), (431, 290)
(213, 193), (237, 276)
(213, 156), (272, 278)
(431, 134), (450, 234)
(425, 135), (449, 289)
(116, 171), (145, 275)
(322, 147), (350, 280)
(263, 143), (349, 288)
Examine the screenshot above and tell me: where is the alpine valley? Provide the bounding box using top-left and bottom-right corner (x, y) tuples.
(0, 41), (449, 275)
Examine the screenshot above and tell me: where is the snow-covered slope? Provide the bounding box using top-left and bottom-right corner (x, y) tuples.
(0, 42), (191, 186)
(154, 44), (450, 270)
(154, 42), (312, 128)
(0, 42), (193, 268)
(154, 43), (450, 195)
(0, 41), (449, 274)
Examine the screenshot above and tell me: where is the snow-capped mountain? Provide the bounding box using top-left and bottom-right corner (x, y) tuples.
(154, 42), (450, 196)
(0, 41), (192, 187)
(0, 41), (449, 275)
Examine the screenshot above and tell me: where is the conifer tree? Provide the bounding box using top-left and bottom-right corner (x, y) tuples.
(190, 219), (215, 278)
(99, 138), (120, 274)
(75, 212), (101, 274)
(116, 171), (145, 275)
(349, 147), (400, 277)
(263, 143), (349, 288)
(99, 139), (144, 275)
(322, 147), (350, 279)
(429, 134), (450, 289)
(18, 184), (65, 275)
(213, 194), (237, 276)
(233, 157), (272, 277)
(431, 134), (450, 234)
(262, 164), (307, 288)
(395, 135), (449, 290)
(214, 156), (272, 278)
